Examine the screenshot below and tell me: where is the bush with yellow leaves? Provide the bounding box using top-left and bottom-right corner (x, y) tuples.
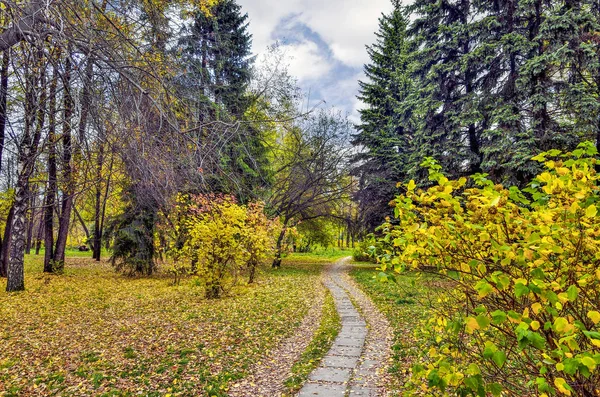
(379, 142), (600, 396)
(166, 194), (277, 298)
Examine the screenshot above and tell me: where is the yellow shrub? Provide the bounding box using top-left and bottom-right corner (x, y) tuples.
(379, 142), (600, 396)
(166, 194), (277, 298)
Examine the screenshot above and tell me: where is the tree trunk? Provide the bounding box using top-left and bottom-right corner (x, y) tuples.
(99, 153), (115, 257)
(34, 216), (43, 255)
(73, 205), (90, 246)
(0, 206), (13, 277)
(43, 57), (60, 272)
(53, 51), (74, 269)
(7, 50), (46, 291)
(24, 193), (36, 255)
(7, 177), (30, 291)
(272, 227), (286, 268)
(248, 259), (257, 284)
(93, 137), (105, 261)
(0, 50), (9, 172)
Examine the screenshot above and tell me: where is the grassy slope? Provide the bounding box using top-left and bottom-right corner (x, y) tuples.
(0, 255), (323, 396)
(349, 263), (434, 394)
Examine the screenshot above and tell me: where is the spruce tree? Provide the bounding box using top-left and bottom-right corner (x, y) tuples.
(178, 0), (253, 118)
(177, 0), (267, 200)
(353, 3), (413, 229)
(354, 0), (600, 231)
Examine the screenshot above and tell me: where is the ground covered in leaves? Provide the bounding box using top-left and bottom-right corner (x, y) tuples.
(0, 255), (323, 396)
(349, 264), (434, 395)
(283, 290), (341, 395)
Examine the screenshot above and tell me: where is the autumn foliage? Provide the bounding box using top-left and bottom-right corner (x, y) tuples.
(165, 194), (278, 298)
(379, 142), (600, 396)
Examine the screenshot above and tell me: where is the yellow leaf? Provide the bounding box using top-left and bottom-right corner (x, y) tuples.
(465, 317), (479, 334)
(407, 180), (416, 191)
(554, 378), (572, 396)
(588, 311), (600, 325)
(554, 317), (569, 333)
(569, 202), (579, 214)
(531, 320), (540, 331)
(556, 362), (565, 371)
(581, 356), (597, 371)
(558, 293), (569, 304)
(532, 303), (542, 315)
(585, 205), (598, 218)
(538, 172), (552, 183)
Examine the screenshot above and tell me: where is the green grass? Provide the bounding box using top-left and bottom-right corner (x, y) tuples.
(283, 290), (341, 395)
(282, 248), (352, 265)
(0, 256), (325, 396)
(349, 264), (435, 394)
(33, 247), (112, 259)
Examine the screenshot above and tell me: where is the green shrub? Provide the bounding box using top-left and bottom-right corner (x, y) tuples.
(352, 238), (378, 263)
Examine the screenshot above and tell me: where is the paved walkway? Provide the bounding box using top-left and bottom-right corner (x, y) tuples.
(298, 259), (382, 397)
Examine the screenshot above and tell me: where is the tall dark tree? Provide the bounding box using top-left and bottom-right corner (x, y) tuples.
(176, 0), (268, 201)
(354, 0), (600, 232)
(178, 0), (253, 118)
(352, 4), (413, 230)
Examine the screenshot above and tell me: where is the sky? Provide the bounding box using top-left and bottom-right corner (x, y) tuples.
(236, 0), (394, 124)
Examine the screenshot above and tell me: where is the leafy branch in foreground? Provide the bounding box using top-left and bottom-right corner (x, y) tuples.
(378, 141), (600, 396)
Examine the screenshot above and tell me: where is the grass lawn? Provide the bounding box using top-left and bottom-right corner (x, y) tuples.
(281, 248), (352, 266)
(349, 263), (435, 394)
(0, 254), (324, 396)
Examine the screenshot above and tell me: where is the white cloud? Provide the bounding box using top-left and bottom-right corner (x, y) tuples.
(298, 0), (391, 66)
(281, 40), (334, 82)
(238, 0), (393, 66)
(236, 0), (393, 122)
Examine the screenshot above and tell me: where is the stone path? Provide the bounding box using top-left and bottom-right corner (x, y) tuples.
(298, 258), (387, 397)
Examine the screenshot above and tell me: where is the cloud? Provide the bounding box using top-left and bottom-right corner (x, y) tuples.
(238, 0), (393, 66)
(281, 40), (334, 82)
(236, 0), (393, 122)
(296, 0), (391, 67)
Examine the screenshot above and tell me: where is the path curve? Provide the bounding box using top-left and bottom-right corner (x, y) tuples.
(298, 257), (392, 397)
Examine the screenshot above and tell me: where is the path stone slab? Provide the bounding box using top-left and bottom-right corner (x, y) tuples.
(308, 367), (352, 383)
(342, 328), (367, 339)
(351, 368), (377, 385)
(322, 355), (359, 368)
(335, 337), (365, 347)
(329, 345), (362, 357)
(337, 330), (364, 339)
(298, 382), (347, 397)
(342, 318), (367, 326)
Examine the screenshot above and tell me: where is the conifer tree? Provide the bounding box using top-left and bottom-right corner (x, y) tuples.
(178, 0), (253, 118)
(355, 0), (600, 218)
(353, 3), (413, 229)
